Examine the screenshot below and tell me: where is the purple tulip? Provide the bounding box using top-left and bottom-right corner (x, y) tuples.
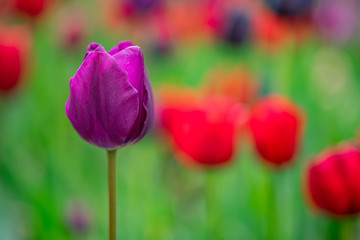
(65, 41), (153, 150)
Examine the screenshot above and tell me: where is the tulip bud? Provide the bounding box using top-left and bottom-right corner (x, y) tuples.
(164, 96), (247, 167)
(249, 95), (304, 167)
(0, 25), (31, 93)
(305, 144), (360, 216)
(65, 41), (153, 150)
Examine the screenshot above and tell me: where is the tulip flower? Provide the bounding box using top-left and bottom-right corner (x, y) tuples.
(249, 95), (304, 167)
(65, 41), (153, 240)
(305, 144), (360, 216)
(164, 96), (246, 167)
(253, 10), (291, 50)
(157, 86), (198, 133)
(11, 0), (48, 18)
(0, 25), (31, 93)
(66, 41), (153, 150)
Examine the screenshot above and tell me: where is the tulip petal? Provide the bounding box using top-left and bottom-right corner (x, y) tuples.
(84, 43), (106, 59)
(309, 155), (351, 215)
(336, 147), (360, 213)
(134, 69), (154, 142)
(108, 41), (134, 56)
(66, 51), (139, 149)
(113, 46), (153, 142)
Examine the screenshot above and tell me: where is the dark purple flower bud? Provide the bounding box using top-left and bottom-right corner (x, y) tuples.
(223, 10), (251, 46)
(263, 0), (314, 17)
(65, 41), (153, 150)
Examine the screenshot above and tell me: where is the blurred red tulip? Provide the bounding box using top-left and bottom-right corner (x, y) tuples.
(249, 95), (304, 167)
(11, 0), (48, 17)
(0, 25), (31, 93)
(305, 144), (360, 217)
(157, 86), (199, 133)
(253, 10), (290, 50)
(162, 95), (247, 167)
(204, 67), (259, 104)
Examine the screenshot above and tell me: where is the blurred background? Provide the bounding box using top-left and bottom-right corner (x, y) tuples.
(1, 0), (360, 239)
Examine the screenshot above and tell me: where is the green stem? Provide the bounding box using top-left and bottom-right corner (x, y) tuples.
(107, 150), (117, 240)
(205, 170), (221, 240)
(267, 172), (279, 240)
(340, 219), (353, 240)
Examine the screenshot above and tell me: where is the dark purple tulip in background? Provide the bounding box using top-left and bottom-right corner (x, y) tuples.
(66, 41), (153, 150)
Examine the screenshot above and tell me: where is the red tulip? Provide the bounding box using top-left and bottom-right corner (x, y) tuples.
(305, 144), (360, 216)
(0, 25), (31, 93)
(157, 87), (199, 133)
(253, 9), (290, 50)
(11, 0), (48, 17)
(163, 95), (247, 167)
(248, 95), (304, 167)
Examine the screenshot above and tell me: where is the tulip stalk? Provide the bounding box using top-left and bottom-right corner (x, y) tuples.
(205, 170), (222, 240)
(340, 219), (353, 240)
(107, 150), (117, 240)
(267, 172), (280, 240)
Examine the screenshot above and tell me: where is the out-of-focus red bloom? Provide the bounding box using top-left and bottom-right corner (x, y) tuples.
(157, 86), (199, 133)
(249, 95), (304, 167)
(0, 25), (31, 93)
(203, 67), (259, 104)
(253, 10), (290, 50)
(160, 92), (247, 167)
(11, 0), (48, 17)
(305, 144), (360, 217)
